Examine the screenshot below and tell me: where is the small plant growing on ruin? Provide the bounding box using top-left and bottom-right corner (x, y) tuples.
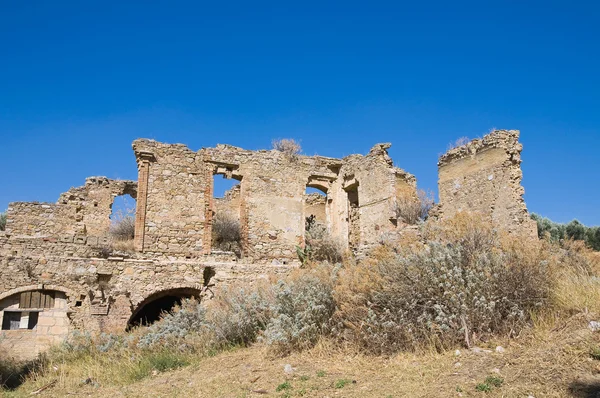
(272, 138), (302, 159)
(447, 136), (470, 151)
(0, 212), (6, 231)
(301, 215), (344, 264)
(109, 215), (135, 241)
(109, 198), (136, 243)
(212, 212), (242, 254)
(393, 189), (434, 225)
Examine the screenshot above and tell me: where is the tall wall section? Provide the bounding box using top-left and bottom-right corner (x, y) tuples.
(437, 130), (537, 237)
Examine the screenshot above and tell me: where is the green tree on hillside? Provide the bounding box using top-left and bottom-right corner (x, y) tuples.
(532, 213), (600, 251)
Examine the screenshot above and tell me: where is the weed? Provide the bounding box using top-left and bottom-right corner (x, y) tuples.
(276, 381), (291, 391)
(591, 347), (600, 360)
(484, 376), (503, 388)
(475, 383), (491, 392)
(335, 379), (352, 389)
(475, 376), (503, 393)
(316, 370), (326, 377)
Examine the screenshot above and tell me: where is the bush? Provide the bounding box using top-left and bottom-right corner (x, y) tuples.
(532, 213), (600, 251)
(0, 212), (6, 231)
(136, 267), (336, 355)
(207, 284), (273, 347)
(211, 212), (242, 254)
(393, 189), (434, 225)
(272, 138), (302, 158)
(302, 216), (344, 264)
(109, 215), (135, 241)
(334, 213), (551, 354)
(138, 300), (208, 349)
(263, 273), (336, 354)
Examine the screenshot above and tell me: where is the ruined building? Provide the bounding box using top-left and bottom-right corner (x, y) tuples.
(0, 129), (536, 359)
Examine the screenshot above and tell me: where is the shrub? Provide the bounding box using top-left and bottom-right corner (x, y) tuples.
(532, 213), (600, 251)
(335, 213), (551, 354)
(0, 212), (6, 231)
(272, 138), (302, 158)
(303, 216), (344, 264)
(393, 189), (434, 225)
(263, 273), (336, 354)
(138, 299), (208, 349)
(211, 212), (242, 254)
(109, 215), (135, 241)
(207, 284), (273, 347)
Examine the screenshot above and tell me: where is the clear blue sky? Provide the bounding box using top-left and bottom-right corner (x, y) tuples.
(1, 1), (598, 225)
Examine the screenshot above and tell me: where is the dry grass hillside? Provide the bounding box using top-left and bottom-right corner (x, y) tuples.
(3, 213), (600, 398)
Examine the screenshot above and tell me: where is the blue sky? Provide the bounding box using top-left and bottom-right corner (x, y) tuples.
(1, 1), (598, 225)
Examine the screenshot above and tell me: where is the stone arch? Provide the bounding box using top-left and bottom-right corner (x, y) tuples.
(0, 284), (77, 303)
(127, 286), (202, 329)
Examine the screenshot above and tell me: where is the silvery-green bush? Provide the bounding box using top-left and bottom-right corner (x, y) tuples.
(137, 271), (335, 354)
(138, 300), (208, 348)
(343, 242), (550, 354)
(263, 274), (335, 353)
(207, 286), (272, 346)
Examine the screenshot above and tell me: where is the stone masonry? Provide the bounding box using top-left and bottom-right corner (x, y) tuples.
(0, 130), (535, 359)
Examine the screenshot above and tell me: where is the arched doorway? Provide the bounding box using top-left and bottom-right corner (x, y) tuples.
(127, 288), (201, 329)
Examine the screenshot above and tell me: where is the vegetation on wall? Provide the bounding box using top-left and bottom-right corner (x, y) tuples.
(532, 213), (600, 251)
(0, 212), (6, 231)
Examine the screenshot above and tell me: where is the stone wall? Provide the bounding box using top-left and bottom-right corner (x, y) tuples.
(0, 131), (540, 360)
(437, 130), (537, 237)
(6, 177), (137, 239)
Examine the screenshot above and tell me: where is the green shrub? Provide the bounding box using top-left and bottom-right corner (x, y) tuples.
(532, 213), (600, 251)
(0, 212), (6, 231)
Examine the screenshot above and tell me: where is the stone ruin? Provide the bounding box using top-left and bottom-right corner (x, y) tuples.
(0, 129), (537, 359)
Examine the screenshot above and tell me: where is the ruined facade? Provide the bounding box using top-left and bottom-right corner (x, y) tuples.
(0, 129), (535, 359)
(436, 130), (537, 237)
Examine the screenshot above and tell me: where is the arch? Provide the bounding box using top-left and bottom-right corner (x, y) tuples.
(127, 287), (202, 329)
(0, 284), (77, 303)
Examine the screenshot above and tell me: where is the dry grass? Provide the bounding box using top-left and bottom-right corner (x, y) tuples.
(5, 319), (600, 397)
(393, 189), (434, 225)
(272, 138), (302, 159)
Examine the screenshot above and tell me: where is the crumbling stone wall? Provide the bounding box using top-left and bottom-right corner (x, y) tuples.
(437, 130), (537, 237)
(6, 177), (137, 239)
(132, 140), (411, 262)
(0, 131), (539, 360)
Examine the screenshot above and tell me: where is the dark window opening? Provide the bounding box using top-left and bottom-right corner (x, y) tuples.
(28, 312), (39, 329)
(1, 311), (38, 330)
(347, 186), (360, 250)
(127, 290), (200, 329)
(2, 312), (21, 330)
